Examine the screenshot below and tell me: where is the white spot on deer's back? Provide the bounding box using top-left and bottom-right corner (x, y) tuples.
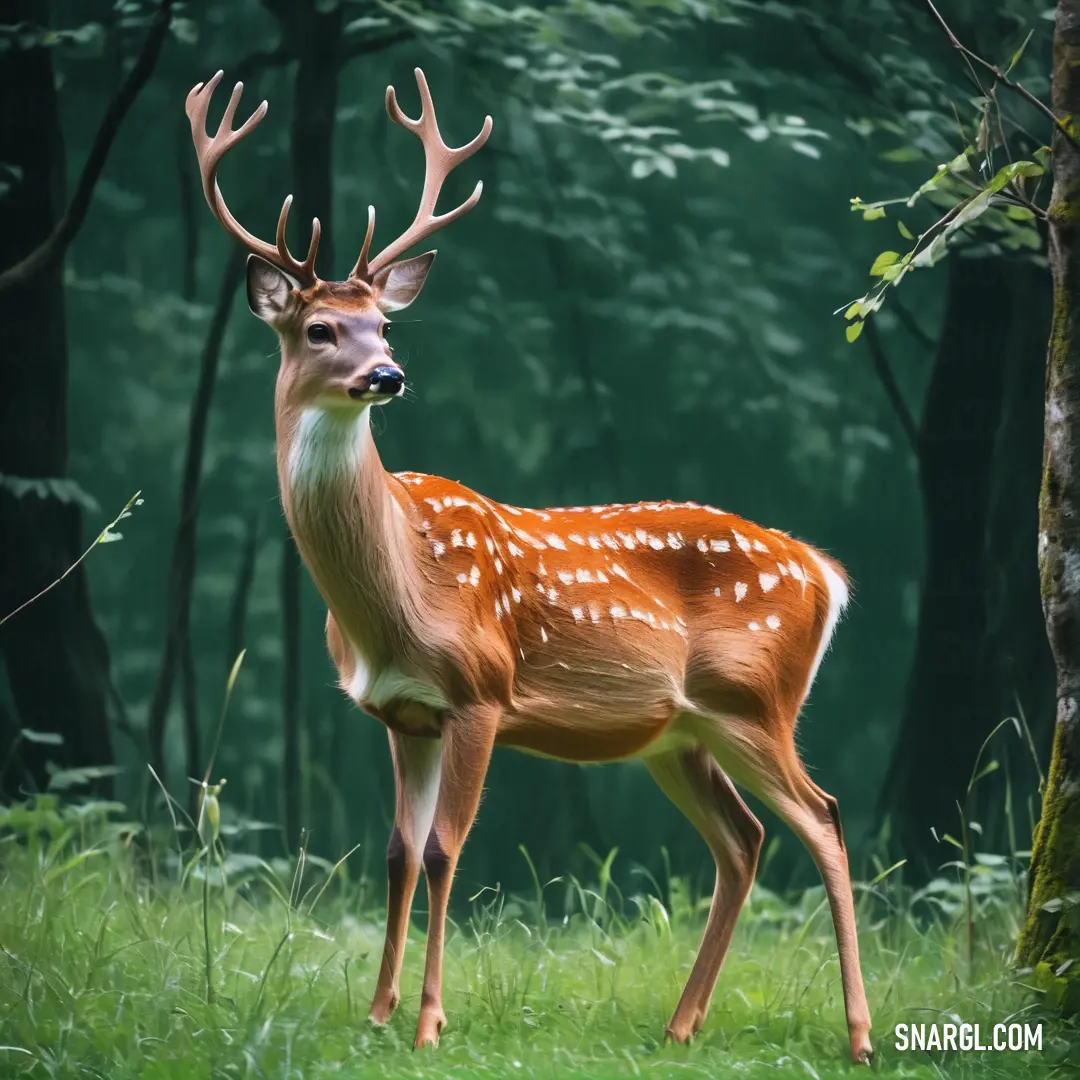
(759, 572), (779, 593)
(766, 614), (781, 630)
(734, 581), (748, 602)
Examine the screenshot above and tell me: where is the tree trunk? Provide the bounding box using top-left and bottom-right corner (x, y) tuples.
(265, 0), (343, 850)
(146, 248), (246, 790)
(0, 1), (117, 797)
(1016, 0), (1080, 1015)
(881, 255), (1047, 871)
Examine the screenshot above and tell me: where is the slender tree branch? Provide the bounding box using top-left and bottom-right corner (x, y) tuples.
(225, 512), (260, 676)
(893, 295), (937, 353)
(864, 319), (920, 456)
(340, 28), (414, 64)
(0, 0), (176, 291)
(925, 0), (1080, 152)
(0, 491), (142, 627)
(177, 120), (198, 301)
(147, 248), (247, 785)
(180, 634), (201, 820)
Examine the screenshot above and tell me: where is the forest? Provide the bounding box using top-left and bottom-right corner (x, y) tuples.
(0, 0), (1078, 1076)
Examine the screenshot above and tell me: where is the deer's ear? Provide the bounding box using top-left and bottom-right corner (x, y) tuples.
(373, 251), (436, 313)
(247, 255), (298, 322)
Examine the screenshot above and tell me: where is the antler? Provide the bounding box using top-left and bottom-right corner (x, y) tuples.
(350, 68), (492, 282)
(186, 71), (322, 287)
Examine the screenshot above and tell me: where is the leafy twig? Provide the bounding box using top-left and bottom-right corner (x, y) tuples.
(0, 491), (143, 628)
(924, 0), (1080, 152)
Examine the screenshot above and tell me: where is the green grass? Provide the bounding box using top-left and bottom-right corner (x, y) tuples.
(0, 796), (1076, 1079)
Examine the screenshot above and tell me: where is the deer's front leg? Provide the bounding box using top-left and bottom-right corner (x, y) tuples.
(414, 702), (500, 1048)
(369, 730), (442, 1025)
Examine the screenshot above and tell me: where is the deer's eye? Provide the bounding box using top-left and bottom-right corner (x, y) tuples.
(382, 322), (392, 337)
(307, 323), (333, 345)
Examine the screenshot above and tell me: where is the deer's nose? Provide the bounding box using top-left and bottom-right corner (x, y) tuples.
(349, 364), (405, 400)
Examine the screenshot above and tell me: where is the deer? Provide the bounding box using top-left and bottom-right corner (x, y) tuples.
(185, 68), (873, 1064)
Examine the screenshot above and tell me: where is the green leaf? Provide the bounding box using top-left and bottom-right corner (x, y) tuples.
(845, 321), (864, 343)
(20, 728), (63, 746)
(897, 220), (915, 240)
(869, 251), (901, 277)
(862, 206), (886, 221)
(880, 146), (923, 164)
(1005, 205), (1036, 222)
(1005, 29), (1034, 76)
(985, 159), (1044, 194)
(843, 302), (862, 321)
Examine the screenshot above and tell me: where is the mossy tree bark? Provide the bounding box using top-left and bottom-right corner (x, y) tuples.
(1017, 0), (1080, 1015)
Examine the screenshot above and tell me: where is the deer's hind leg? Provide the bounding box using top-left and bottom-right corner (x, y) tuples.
(646, 743), (764, 1043)
(691, 711), (873, 1065)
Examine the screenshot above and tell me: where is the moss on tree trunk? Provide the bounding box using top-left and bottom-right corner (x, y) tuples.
(1017, 0), (1080, 1016)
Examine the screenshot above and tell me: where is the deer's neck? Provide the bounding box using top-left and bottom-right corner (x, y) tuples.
(276, 403), (425, 667)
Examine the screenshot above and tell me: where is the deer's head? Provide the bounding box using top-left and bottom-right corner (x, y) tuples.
(186, 69), (492, 412)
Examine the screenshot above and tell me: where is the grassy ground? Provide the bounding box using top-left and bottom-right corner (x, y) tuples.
(0, 796), (1076, 1079)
